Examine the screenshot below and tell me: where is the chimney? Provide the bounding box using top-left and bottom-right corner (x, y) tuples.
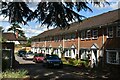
(15, 31), (19, 38)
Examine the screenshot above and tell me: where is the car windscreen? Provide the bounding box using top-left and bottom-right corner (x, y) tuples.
(19, 50), (26, 53)
(46, 56), (59, 60)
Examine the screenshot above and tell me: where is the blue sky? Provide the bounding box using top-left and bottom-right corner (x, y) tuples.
(0, 1), (120, 38)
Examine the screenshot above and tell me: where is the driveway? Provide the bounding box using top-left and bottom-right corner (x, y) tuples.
(15, 54), (118, 80)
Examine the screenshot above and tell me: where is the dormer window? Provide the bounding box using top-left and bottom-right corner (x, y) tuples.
(92, 30), (98, 39)
(107, 26), (113, 38)
(81, 31), (85, 40)
(86, 30), (91, 39)
(71, 33), (76, 40)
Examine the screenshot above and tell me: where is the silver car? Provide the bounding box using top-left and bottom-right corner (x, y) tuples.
(23, 52), (34, 60)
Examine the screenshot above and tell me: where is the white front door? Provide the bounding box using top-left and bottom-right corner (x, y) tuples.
(91, 49), (98, 68)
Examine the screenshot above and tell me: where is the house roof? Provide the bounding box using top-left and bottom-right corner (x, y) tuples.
(32, 9), (120, 40)
(2, 33), (17, 41)
(2, 32), (26, 41)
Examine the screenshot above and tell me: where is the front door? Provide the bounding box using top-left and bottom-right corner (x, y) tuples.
(91, 49), (98, 68)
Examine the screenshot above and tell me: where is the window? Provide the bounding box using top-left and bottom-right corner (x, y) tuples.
(65, 35), (71, 41)
(92, 30), (98, 39)
(116, 25), (120, 37)
(81, 31), (85, 40)
(86, 30), (91, 39)
(107, 27), (113, 38)
(81, 50), (87, 60)
(54, 36), (59, 42)
(71, 34), (76, 40)
(65, 50), (71, 57)
(107, 50), (120, 64)
(54, 49), (59, 55)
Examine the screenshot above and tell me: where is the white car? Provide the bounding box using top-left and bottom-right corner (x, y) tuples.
(23, 52), (34, 60)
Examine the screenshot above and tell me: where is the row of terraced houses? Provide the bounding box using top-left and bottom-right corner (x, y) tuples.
(31, 9), (120, 68)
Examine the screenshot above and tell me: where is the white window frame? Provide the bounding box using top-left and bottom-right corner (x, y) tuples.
(81, 31), (85, 40)
(92, 30), (98, 39)
(116, 25), (120, 37)
(106, 50), (120, 65)
(86, 30), (91, 39)
(65, 50), (71, 57)
(107, 26), (113, 38)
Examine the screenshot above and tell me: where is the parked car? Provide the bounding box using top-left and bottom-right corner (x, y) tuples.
(23, 51), (34, 60)
(43, 55), (63, 68)
(33, 53), (44, 63)
(18, 50), (26, 57)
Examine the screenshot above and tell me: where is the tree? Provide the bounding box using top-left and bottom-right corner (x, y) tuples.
(25, 38), (32, 47)
(1, 1), (109, 28)
(7, 23), (26, 38)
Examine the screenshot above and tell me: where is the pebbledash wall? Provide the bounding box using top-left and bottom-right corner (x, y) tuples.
(31, 9), (120, 68)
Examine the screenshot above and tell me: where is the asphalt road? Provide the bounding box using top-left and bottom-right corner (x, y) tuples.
(15, 54), (112, 80)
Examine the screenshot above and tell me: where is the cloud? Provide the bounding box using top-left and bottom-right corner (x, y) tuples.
(110, 1), (120, 9)
(27, 2), (38, 11)
(0, 15), (9, 22)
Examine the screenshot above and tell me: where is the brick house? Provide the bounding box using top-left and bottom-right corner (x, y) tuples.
(31, 9), (120, 67)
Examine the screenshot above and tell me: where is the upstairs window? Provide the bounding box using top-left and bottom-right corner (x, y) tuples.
(54, 37), (59, 42)
(65, 35), (71, 41)
(116, 25), (120, 37)
(81, 31), (85, 40)
(71, 33), (76, 40)
(86, 30), (91, 39)
(92, 30), (98, 39)
(107, 27), (113, 38)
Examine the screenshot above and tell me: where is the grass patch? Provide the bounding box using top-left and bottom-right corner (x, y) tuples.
(2, 69), (29, 78)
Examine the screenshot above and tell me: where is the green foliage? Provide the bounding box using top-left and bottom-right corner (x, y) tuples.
(25, 38), (32, 47)
(68, 58), (75, 65)
(62, 58), (89, 68)
(2, 69), (29, 78)
(80, 61), (89, 67)
(7, 23), (26, 38)
(1, 2), (109, 28)
(73, 59), (81, 66)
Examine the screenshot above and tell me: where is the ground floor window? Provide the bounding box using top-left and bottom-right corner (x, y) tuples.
(80, 50), (88, 60)
(54, 49), (59, 55)
(107, 50), (120, 65)
(65, 49), (71, 57)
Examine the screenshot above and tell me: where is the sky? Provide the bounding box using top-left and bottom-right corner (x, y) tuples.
(0, 0), (120, 38)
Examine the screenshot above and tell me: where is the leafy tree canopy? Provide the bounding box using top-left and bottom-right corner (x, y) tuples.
(1, 1), (109, 28)
(7, 23), (26, 38)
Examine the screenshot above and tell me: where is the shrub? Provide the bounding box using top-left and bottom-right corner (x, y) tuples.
(73, 59), (81, 66)
(2, 69), (29, 78)
(68, 58), (75, 65)
(80, 60), (89, 67)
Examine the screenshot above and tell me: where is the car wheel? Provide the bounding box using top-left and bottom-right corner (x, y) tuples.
(35, 60), (38, 63)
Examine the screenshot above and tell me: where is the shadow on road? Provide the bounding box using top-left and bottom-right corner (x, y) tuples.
(13, 59), (120, 80)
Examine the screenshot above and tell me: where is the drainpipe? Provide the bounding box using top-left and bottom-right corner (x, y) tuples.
(45, 41), (47, 55)
(77, 31), (80, 59)
(63, 35), (65, 51)
(62, 35), (65, 58)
